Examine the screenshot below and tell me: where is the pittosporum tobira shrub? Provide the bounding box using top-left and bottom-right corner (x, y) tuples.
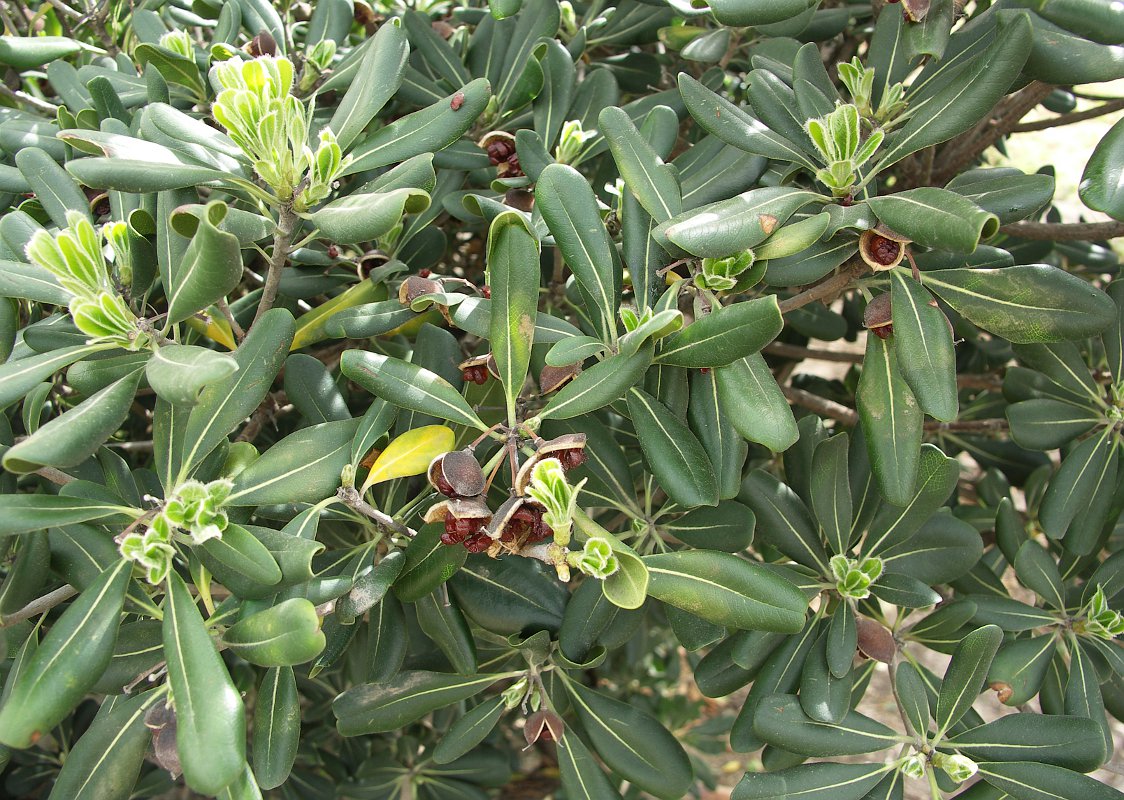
(0, 0), (1123, 797)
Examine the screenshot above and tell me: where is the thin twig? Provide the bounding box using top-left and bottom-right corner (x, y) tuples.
(782, 385), (859, 425)
(0, 82), (61, 114)
(217, 298), (246, 344)
(1, 585), (77, 627)
(336, 487), (416, 538)
(777, 261), (868, 315)
(252, 203), (299, 328)
(236, 390), (288, 443)
(34, 466), (76, 485)
(765, 342), (863, 363)
(1011, 99), (1124, 133)
(1000, 220), (1124, 241)
(934, 81), (1054, 183)
(926, 418), (1009, 434)
(108, 440), (155, 452)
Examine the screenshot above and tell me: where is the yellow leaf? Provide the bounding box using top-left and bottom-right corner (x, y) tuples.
(362, 425), (455, 491)
(184, 308), (236, 350)
(291, 278), (384, 351)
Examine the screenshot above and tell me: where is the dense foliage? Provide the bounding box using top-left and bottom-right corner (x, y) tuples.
(1, 0), (1124, 797)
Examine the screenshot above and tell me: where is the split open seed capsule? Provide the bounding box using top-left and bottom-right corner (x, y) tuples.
(539, 363), (580, 395)
(534, 432), (588, 471)
(859, 225), (910, 271)
(424, 496), (492, 546)
(398, 275), (441, 306)
(485, 496), (552, 544)
(513, 433), (589, 494)
(428, 449), (487, 497)
(459, 353), (499, 385)
(524, 709), (565, 745)
(863, 292), (893, 339)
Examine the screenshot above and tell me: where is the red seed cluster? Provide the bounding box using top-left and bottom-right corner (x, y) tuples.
(462, 364), (490, 385)
(429, 435), (586, 551)
(500, 505), (554, 545)
(483, 136), (523, 178)
(868, 234), (901, 266)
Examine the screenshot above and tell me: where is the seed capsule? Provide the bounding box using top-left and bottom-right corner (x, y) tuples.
(398, 275), (441, 306)
(478, 131), (523, 178)
(859, 225), (910, 271)
(485, 496), (551, 545)
(428, 450), (487, 498)
(459, 353), (499, 385)
(863, 292), (893, 340)
(524, 709), (565, 745)
(990, 681), (1014, 704)
(539, 363), (580, 395)
(246, 31), (278, 57)
(513, 433), (589, 494)
(425, 496), (492, 546)
(856, 617), (897, 663)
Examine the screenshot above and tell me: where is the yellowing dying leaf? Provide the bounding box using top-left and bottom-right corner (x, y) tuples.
(362, 425), (455, 491)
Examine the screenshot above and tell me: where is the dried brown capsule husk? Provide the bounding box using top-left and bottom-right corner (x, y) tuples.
(424, 494), (491, 523)
(856, 617), (897, 663)
(859, 225), (909, 272)
(425, 496), (493, 546)
(539, 362), (580, 395)
(535, 432), (587, 472)
(863, 292), (893, 340)
(990, 681), (1014, 705)
(513, 433), (589, 493)
(428, 450), (487, 497)
(524, 709), (565, 746)
(459, 353), (499, 385)
(398, 275), (441, 307)
(246, 31), (278, 57)
(478, 131), (523, 178)
(145, 700), (182, 778)
(505, 188), (535, 212)
(485, 496), (527, 541)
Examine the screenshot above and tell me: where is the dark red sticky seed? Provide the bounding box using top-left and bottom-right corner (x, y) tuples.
(443, 516), (485, 544)
(418, 268), (431, 278)
(872, 323), (894, 340)
(500, 506), (537, 543)
(558, 448), (586, 471)
(464, 532), (492, 552)
(481, 285), (491, 299)
(869, 235), (901, 266)
(433, 471), (457, 497)
(530, 512), (553, 543)
(327, 245), (339, 258)
(461, 365), (489, 385)
(699, 367), (710, 375)
(486, 139), (516, 165)
(450, 92), (465, 111)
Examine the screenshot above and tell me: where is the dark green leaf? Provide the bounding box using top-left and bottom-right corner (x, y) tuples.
(935, 624), (1002, 736)
(0, 560), (129, 748)
(659, 297), (782, 368)
(889, 272), (958, 421)
(488, 212), (539, 420)
(163, 571), (245, 795)
(564, 678), (693, 800)
(179, 309), (294, 479)
(341, 350), (487, 431)
(627, 387), (718, 508)
(856, 332), (923, 507)
(644, 551), (807, 632)
(334, 671), (508, 735)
